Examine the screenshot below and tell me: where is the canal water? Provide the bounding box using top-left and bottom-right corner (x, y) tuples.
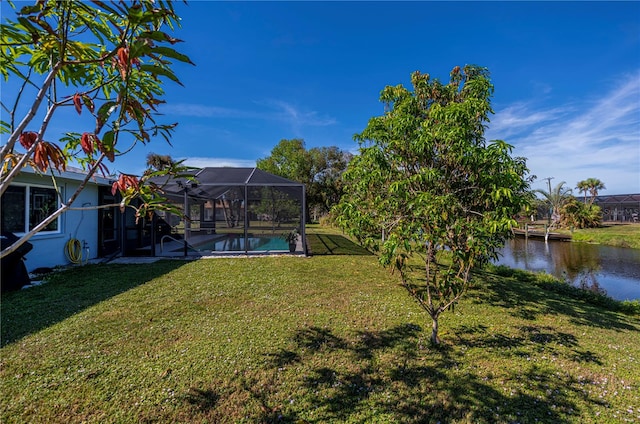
(494, 238), (640, 301)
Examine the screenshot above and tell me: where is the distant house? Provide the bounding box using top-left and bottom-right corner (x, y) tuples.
(590, 194), (640, 223)
(1, 167), (118, 272)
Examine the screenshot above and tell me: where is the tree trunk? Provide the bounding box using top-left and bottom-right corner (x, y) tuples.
(431, 316), (440, 345)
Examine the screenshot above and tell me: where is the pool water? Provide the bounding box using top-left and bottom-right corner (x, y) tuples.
(192, 236), (289, 252)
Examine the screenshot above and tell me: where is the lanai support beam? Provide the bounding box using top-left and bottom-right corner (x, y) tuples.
(244, 184), (249, 254)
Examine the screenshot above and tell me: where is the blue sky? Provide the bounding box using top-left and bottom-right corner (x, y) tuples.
(3, 1), (640, 195)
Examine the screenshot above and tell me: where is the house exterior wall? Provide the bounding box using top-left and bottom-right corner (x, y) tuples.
(591, 194), (640, 223)
(7, 173), (103, 272)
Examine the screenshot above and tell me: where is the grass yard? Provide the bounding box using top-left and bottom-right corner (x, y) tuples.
(1, 231), (639, 423)
(569, 223), (640, 250)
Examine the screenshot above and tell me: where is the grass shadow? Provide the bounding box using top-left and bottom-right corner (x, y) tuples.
(306, 233), (372, 256)
(253, 324), (602, 423)
(453, 323), (605, 366)
(183, 387), (220, 411)
(1, 260), (187, 346)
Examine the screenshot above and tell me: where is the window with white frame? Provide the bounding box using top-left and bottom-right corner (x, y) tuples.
(1, 185), (61, 234)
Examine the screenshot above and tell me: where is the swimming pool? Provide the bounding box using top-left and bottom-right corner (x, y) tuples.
(189, 235), (289, 252)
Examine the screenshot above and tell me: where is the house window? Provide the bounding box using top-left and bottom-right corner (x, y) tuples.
(1, 185), (60, 234)
(203, 200), (214, 221)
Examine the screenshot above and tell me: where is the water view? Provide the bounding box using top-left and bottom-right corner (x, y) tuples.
(495, 238), (640, 301)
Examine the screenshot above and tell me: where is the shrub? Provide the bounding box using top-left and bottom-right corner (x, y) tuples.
(560, 199), (602, 229)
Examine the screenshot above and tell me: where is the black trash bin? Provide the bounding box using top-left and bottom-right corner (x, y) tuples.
(1, 232), (33, 293)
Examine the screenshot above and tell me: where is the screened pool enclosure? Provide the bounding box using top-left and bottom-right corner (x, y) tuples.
(142, 168), (306, 256)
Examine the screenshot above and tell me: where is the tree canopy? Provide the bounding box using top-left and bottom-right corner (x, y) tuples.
(146, 153), (176, 171)
(0, 0), (193, 258)
(257, 138), (351, 219)
(257, 139), (312, 184)
(337, 65), (531, 344)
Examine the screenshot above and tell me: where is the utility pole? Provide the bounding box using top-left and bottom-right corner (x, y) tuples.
(542, 177), (554, 225)
(542, 176), (554, 194)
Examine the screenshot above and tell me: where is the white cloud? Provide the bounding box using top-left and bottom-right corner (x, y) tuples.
(263, 99), (337, 127)
(181, 157), (256, 168)
(530, 80), (553, 95)
(488, 103), (571, 139)
(161, 104), (262, 119)
(162, 100), (337, 130)
(488, 72), (640, 194)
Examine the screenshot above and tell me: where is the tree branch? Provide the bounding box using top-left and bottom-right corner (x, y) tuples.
(0, 100), (60, 197)
(0, 62), (62, 165)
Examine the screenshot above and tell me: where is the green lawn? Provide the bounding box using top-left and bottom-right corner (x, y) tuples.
(1, 231), (639, 423)
(569, 223), (640, 249)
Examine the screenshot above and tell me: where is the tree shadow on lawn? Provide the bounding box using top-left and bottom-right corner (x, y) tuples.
(0, 260), (187, 347)
(277, 326), (605, 423)
(306, 234), (372, 256)
(187, 324), (605, 423)
(453, 323), (604, 366)
(472, 268), (639, 332)
(183, 387), (220, 411)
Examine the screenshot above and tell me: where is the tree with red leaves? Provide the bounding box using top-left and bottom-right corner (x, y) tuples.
(0, 1), (194, 259)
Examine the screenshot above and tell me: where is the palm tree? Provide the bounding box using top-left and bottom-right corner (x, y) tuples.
(576, 180), (590, 204)
(584, 177), (605, 205)
(535, 181), (573, 224)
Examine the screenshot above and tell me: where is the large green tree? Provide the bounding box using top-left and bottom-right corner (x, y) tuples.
(337, 65), (530, 345)
(257, 139), (312, 185)
(257, 139), (351, 219)
(0, 0), (193, 258)
(309, 145), (353, 216)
